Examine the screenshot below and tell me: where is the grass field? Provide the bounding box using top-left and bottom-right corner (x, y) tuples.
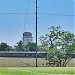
(0, 67), (75, 75)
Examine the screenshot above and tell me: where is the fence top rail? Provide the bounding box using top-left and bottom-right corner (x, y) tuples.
(0, 51), (46, 53)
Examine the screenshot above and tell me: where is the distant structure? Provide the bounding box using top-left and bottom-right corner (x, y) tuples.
(22, 32), (33, 45)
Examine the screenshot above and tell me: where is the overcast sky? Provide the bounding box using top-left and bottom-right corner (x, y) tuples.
(0, 0), (74, 46)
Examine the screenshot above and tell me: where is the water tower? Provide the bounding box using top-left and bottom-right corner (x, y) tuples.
(22, 32), (33, 45)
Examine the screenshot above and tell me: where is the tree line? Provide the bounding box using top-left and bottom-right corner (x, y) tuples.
(0, 42), (38, 51)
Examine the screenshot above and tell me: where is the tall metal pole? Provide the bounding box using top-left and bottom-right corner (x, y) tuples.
(36, 0), (38, 67)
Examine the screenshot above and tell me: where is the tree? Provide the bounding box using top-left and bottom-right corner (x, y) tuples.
(0, 42), (12, 51)
(27, 42), (37, 51)
(14, 41), (29, 51)
(14, 41), (37, 51)
(38, 45), (48, 51)
(14, 41), (24, 51)
(39, 26), (75, 67)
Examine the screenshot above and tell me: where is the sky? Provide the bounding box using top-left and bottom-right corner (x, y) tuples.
(0, 0), (74, 46)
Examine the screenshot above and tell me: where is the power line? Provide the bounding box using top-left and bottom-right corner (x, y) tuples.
(0, 12), (74, 17)
(0, 13), (34, 14)
(24, 0), (31, 32)
(38, 13), (75, 16)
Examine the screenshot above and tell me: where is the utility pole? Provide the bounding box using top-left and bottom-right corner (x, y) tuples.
(36, 0), (38, 67)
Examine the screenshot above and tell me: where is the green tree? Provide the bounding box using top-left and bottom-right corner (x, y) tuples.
(0, 42), (12, 51)
(27, 42), (37, 51)
(38, 45), (48, 51)
(39, 26), (75, 67)
(15, 41), (23, 51)
(14, 41), (29, 51)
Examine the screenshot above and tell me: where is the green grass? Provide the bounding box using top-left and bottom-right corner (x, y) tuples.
(0, 67), (75, 75)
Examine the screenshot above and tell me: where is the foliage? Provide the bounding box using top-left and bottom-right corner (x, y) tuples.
(14, 41), (38, 51)
(0, 42), (12, 51)
(38, 45), (48, 51)
(39, 26), (75, 67)
(14, 41), (28, 51)
(27, 42), (37, 51)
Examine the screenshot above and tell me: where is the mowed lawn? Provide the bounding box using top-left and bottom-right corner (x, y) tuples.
(0, 67), (75, 75)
